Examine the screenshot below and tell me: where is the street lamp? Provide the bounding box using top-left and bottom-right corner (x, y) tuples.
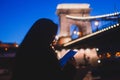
(94, 20), (99, 31)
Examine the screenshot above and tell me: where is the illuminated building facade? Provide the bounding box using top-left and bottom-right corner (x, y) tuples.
(0, 41), (18, 57)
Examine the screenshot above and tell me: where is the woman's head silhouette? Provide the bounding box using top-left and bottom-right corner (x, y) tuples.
(20, 18), (58, 48)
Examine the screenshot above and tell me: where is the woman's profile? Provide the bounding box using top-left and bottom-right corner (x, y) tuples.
(11, 18), (68, 80)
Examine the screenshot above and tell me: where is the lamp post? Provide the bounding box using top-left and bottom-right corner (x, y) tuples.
(94, 20), (99, 31)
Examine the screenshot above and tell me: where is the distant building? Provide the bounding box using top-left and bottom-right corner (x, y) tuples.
(0, 41), (18, 57)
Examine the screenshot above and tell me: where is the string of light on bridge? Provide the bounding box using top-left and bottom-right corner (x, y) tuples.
(66, 12), (120, 20)
(63, 23), (120, 47)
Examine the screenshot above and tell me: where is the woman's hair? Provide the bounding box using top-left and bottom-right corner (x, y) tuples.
(19, 18), (58, 48)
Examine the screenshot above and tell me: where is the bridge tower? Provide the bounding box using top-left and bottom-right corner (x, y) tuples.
(56, 3), (92, 42)
(55, 4), (99, 66)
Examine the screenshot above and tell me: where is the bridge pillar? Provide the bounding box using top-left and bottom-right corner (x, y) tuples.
(56, 3), (92, 40)
(55, 4), (99, 67)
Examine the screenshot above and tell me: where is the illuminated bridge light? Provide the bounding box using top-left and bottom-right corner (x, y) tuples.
(114, 12), (120, 15)
(105, 28), (108, 31)
(113, 24), (116, 27)
(115, 52), (120, 57)
(98, 30), (102, 33)
(73, 31), (77, 34)
(109, 13), (113, 16)
(106, 52), (111, 58)
(96, 48), (99, 51)
(101, 29), (104, 32)
(97, 59), (101, 63)
(15, 44), (19, 47)
(5, 48), (8, 51)
(105, 27), (109, 30)
(108, 27), (111, 29)
(103, 28), (106, 31)
(111, 26), (114, 28)
(117, 23), (119, 26)
(114, 13), (117, 15)
(114, 12), (119, 16)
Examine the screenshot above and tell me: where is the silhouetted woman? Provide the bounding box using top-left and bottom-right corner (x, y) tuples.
(11, 18), (77, 80)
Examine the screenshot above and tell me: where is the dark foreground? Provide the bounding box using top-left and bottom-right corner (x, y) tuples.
(0, 57), (120, 80)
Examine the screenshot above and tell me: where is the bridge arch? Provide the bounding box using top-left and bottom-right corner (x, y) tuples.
(56, 3), (92, 40)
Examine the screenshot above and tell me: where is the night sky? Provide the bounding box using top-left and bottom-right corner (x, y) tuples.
(0, 0), (120, 44)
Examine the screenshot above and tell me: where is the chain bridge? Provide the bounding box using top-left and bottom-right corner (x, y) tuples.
(54, 3), (120, 66)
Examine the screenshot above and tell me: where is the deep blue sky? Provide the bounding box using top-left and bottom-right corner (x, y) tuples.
(0, 0), (120, 44)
